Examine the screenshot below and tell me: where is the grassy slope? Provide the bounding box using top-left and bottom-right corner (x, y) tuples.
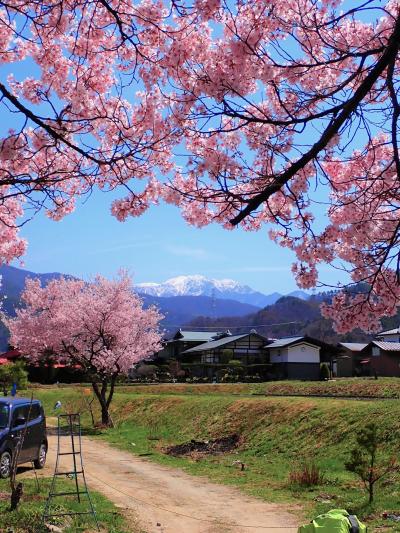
(31, 385), (400, 532)
(0, 477), (140, 532)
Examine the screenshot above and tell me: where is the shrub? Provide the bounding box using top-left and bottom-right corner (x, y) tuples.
(320, 363), (330, 380)
(0, 360), (28, 393)
(289, 462), (325, 487)
(220, 349), (234, 364)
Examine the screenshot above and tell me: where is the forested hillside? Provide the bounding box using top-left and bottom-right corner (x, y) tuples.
(188, 295), (375, 344)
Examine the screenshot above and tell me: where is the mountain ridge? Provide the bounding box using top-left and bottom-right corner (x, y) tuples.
(135, 274), (309, 307)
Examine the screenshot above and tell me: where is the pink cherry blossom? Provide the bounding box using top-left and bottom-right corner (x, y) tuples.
(5, 272), (163, 426)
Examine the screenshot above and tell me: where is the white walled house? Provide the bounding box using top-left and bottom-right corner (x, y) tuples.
(266, 336), (322, 380)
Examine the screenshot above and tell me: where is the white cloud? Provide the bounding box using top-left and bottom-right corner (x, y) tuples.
(88, 238), (161, 255)
(164, 244), (209, 259)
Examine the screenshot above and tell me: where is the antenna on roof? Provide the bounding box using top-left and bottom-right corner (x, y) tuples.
(211, 288), (216, 319)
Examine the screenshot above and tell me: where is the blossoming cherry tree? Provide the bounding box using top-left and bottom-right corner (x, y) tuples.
(6, 273), (163, 426)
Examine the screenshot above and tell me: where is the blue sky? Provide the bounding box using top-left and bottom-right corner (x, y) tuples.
(14, 190), (348, 294)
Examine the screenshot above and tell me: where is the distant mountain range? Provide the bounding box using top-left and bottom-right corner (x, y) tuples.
(0, 265), (68, 317)
(135, 275), (309, 308)
(140, 294), (260, 328)
(1, 265), (390, 349)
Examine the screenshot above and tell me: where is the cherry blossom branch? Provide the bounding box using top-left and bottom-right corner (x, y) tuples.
(230, 13), (400, 226)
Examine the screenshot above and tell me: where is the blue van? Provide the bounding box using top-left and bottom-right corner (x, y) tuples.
(0, 397), (48, 478)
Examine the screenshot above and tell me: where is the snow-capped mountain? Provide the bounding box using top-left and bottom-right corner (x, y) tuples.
(135, 275), (308, 308)
(136, 275), (252, 297)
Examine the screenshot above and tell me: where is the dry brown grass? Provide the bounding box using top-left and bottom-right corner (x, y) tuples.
(289, 462), (325, 487)
(117, 383), (250, 395)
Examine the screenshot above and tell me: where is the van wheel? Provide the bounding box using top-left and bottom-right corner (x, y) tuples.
(0, 451), (12, 479)
(34, 443), (47, 469)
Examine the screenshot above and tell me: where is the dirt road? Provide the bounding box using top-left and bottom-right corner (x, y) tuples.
(38, 434), (299, 533)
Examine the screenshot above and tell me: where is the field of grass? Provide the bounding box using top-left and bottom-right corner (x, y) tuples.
(28, 384), (400, 532)
(0, 476), (138, 532)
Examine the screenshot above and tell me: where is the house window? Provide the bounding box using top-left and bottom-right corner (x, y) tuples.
(201, 353), (216, 363)
(372, 346), (380, 357)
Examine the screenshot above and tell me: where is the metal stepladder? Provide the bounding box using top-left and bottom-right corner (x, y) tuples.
(42, 413), (99, 530)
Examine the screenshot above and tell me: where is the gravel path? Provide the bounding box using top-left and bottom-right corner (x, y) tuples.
(36, 434), (300, 533)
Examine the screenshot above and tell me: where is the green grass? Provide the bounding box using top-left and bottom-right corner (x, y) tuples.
(0, 476), (138, 532)
(27, 384), (400, 531)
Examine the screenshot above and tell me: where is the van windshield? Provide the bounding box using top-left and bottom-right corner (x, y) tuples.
(0, 403), (9, 428)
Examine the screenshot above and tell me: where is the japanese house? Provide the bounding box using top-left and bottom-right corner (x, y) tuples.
(267, 336), (326, 380)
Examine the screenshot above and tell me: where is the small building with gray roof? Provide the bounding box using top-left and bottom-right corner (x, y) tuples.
(375, 327), (400, 343)
(337, 342), (369, 377)
(266, 336), (325, 380)
(337, 325), (400, 377)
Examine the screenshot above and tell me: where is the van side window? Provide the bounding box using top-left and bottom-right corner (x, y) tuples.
(29, 404), (41, 421)
(0, 404), (9, 428)
(12, 406), (28, 426)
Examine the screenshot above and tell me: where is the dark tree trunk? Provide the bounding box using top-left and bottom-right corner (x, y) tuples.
(100, 402), (112, 427)
(10, 482), (23, 511)
(92, 376), (117, 428)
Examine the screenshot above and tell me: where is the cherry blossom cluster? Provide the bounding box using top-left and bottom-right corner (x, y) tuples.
(6, 272), (163, 377)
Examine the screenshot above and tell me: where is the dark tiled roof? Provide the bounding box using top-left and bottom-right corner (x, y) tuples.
(0, 349), (21, 360)
(170, 330), (216, 342)
(182, 334), (251, 353)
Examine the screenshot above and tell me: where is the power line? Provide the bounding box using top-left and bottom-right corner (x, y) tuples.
(162, 321), (302, 330)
